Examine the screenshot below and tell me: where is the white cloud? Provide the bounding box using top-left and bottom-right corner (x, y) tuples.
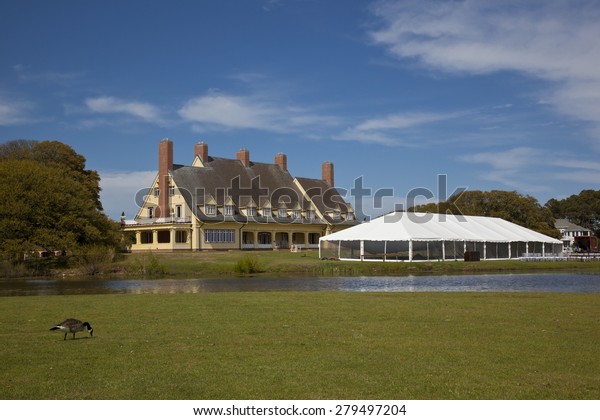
(460, 146), (600, 193)
(99, 170), (156, 220)
(369, 0), (600, 141)
(0, 96), (34, 126)
(85, 96), (163, 123)
(335, 112), (461, 145)
(178, 92), (340, 134)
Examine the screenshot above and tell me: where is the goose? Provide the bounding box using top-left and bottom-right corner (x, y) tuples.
(50, 318), (93, 340)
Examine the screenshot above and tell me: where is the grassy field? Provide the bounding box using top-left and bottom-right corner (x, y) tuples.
(115, 250), (600, 278)
(1, 292), (599, 399)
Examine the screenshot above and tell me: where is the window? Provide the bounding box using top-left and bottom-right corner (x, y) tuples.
(141, 231), (153, 244)
(332, 210), (340, 220)
(292, 210), (301, 219)
(347, 212), (355, 221)
(169, 186), (175, 196)
(175, 205), (182, 219)
(176, 230), (187, 243)
(148, 207), (154, 218)
(225, 205), (234, 216)
(247, 207), (256, 217)
(153, 188), (159, 198)
(205, 204), (216, 215)
(263, 207), (271, 217)
(204, 229), (235, 243)
(278, 208), (287, 218)
(307, 210), (315, 220)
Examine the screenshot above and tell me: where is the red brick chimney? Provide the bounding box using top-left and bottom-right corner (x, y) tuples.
(322, 161), (334, 187)
(237, 148), (250, 168)
(157, 139), (173, 218)
(275, 153), (287, 171)
(195, 141), (208, 162)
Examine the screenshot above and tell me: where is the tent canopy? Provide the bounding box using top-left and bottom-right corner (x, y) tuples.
(320, 212), (562, 244)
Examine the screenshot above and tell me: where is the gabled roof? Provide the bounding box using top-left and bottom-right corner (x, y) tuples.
(295, 177), (356, 225)
(555, 218), (589, 232)
(171, 156), (355, 224)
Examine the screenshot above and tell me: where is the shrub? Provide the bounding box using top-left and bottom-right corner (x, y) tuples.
(234, 256), (264, 274)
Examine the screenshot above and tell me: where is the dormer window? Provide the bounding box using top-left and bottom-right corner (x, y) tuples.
(205, 204), (216, 215)
(278, 208), (287, 218)
(247, 207), (256, 217)
(307, 210), (315, 220)
(292, 210), (301, 219)
(263, 207), (271, 217)
(333, 210), (341, 220)
(225, 205), (234, 216)
(347, 212), (354, 221)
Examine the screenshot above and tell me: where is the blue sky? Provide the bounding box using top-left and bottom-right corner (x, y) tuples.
(1, 0), (599, 220)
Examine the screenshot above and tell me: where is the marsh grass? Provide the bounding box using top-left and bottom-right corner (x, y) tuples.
(1, 292), (599, 399)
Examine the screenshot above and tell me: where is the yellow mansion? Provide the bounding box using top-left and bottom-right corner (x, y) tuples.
(122, 139), (358, 251)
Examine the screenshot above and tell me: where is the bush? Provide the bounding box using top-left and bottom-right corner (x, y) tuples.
(234, 256), (264, 274)
(127, 253), (167, 276)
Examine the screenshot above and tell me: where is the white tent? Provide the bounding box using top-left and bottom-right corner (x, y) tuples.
(319, 212), (563, 261)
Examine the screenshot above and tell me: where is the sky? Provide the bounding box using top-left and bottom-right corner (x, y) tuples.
(1, 0), (600, 221)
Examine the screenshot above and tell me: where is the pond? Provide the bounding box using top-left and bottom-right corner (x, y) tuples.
(1, 273), (600, 296)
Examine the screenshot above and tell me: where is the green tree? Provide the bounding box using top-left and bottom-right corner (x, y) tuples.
(413, 190), (560, 238)
(0, 140), (120, 262)
(545, 190), (600, 236)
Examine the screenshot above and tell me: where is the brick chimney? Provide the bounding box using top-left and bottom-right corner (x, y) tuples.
(157, 139), (173, 218)
(195, 141), (208, 162)
(237, 148), (250, 168)
(275, 153), (287, 171)
(322, 161), (334, 187)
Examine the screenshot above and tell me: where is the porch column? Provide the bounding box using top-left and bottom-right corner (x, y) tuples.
(152, 229), (158, 244)
(135, 231), (141, 245)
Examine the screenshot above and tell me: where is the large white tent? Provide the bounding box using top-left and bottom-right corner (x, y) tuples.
(319, 212), (563, 261)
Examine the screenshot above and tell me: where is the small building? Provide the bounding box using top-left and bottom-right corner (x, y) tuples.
(320, 211), (563, 261)
(555, 219), (591, 250)
(122, 139), (358, 251)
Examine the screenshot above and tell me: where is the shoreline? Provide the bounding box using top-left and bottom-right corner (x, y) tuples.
(4, 250), (600, 280)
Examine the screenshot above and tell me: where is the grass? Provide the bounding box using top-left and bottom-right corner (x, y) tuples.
(1, 292), (599, 399)
(112, 250), (600, 278)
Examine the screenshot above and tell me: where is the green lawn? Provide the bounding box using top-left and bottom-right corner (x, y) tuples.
(118, 250), (600, 278)
(1, 292), (599, 399)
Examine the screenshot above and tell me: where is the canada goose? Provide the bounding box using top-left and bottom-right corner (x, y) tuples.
(50, 319), (93, 340)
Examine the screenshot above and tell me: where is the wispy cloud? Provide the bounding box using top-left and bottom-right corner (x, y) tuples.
(85, 96), (164, 123)
(335, 111), (463, 145)
(13, 64), (85, 87)
(460, 147), (600, 192)
(178, 92), (339, 134)
(0, 95), (35, 126)
(369, 0), (600, 143)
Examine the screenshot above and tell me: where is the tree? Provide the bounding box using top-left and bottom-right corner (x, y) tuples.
(545, 190), (600, 237)
(0, 140), (120, 262)
(413, 190), (560, 238)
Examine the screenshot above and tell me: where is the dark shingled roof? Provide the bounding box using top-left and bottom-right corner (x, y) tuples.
(172, 157), (356, 225)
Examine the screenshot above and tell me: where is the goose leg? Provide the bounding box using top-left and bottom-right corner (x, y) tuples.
(63, 333), (67, 340)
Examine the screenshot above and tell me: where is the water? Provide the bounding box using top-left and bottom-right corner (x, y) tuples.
(1, 273), (599, 296)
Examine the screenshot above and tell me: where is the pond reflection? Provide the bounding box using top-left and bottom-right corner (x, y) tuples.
(1, 273), (599, 296)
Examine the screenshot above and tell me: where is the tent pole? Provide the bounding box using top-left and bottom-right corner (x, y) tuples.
(409, 240), (413, 262)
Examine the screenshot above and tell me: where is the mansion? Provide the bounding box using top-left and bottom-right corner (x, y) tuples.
(122, 139), (359, 251)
